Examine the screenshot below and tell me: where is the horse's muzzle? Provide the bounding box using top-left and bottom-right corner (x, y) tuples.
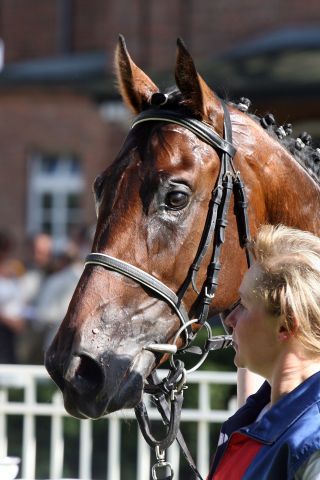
(45, 347), (155, 419)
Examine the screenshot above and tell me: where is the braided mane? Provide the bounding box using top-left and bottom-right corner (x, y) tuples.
(160, 88), (320, 185)
(240, 100), (320, 185)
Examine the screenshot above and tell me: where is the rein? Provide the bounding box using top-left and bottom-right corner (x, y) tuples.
(85, 99), (252, 479)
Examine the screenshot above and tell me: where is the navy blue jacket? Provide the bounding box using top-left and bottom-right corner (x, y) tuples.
(208, 371), (320, 479)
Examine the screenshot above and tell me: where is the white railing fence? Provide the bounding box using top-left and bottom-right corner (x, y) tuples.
(0, 365), (237, 480)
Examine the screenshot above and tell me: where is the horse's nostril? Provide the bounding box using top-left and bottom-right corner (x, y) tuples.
(64, 354), (104, 395)
(78, 355), (104, 389)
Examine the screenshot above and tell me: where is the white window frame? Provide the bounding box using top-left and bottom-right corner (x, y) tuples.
(27, 152), (84, 250)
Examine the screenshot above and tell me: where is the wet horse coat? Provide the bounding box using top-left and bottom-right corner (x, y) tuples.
(45, 37), (320, 420)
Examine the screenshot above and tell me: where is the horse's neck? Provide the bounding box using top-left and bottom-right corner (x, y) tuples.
(265, 148), (320, 234)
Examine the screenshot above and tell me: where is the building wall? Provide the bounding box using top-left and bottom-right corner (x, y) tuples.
(0, 89), (127, 254)
(107, 0), (320, 68)
(1, 1), (320, 67)
(0, 0), (319, 256)
(73, 0), (110, 52)
(0, 0), (58, 62)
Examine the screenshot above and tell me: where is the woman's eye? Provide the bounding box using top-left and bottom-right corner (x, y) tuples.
(234, 299), (243, 310)
(220, 299), (244, 322)
(165, 191), (189, 210)
(234, 300), (246, 313)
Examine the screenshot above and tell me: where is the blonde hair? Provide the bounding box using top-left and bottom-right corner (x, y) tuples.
(249, 224), (320, 354)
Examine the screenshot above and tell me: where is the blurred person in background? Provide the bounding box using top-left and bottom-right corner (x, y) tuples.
(0, 230), (25, 363)
(18, 232), (54, 363)
(20, 233), (53, 311)
(35, 237), (84, 355)
(20, 226), (90, 362)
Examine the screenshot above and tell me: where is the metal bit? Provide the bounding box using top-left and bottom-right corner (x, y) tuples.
(144, 343), (178, 354)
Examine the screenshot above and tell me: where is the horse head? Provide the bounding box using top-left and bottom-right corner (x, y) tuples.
(45, 36), (320, 419)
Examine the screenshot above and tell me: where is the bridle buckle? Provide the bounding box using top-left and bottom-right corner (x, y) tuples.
(204, 286), (215, 299)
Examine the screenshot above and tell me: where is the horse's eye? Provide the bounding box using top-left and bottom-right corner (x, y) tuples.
(165, 191), (189, 210)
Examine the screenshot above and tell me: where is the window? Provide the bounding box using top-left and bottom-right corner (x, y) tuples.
(27, 153), (84, 250)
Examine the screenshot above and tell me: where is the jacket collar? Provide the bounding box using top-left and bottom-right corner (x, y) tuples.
(222, 380), (271, 437)
(240, 371), (320, 444)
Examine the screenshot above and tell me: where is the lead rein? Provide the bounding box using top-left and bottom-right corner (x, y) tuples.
(142, 331), (233, 480)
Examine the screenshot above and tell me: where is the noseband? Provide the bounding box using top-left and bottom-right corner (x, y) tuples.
(85, 99), (252, 480)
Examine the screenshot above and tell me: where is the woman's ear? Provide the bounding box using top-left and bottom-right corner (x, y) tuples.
(278, 325), (290, 341)
(278, 318), (298, 341)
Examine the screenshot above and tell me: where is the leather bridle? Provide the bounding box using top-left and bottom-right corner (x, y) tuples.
(85, 99), (252, 479)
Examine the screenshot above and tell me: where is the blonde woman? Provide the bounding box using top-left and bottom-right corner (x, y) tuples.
(209, 225), (320, 480)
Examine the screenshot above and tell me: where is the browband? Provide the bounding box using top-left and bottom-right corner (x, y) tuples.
(132, 109), (236, 157)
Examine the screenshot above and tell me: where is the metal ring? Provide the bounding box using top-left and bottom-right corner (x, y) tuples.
(173, 318), (199, 350)
(170, 321), (213, 374)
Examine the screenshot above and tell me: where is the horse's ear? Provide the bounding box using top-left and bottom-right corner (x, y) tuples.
(115, 35), (159, 114)
(175, 38), (223, 135)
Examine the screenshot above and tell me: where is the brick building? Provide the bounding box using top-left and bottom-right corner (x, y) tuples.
(0, 0), (319, 256)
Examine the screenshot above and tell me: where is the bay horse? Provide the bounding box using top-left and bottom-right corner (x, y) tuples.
(45, 36), (320, 430)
